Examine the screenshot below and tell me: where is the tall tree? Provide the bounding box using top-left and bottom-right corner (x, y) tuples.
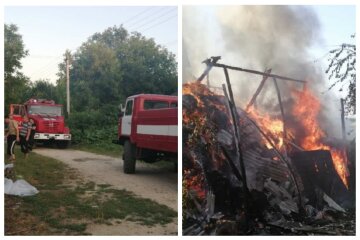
(56, 25), (177, 113)
(4, 24), (30, 112)
(54, 25), (178, 143)
(25, 79), (59, 101)
(118, 32), (177, 97)
(70, 42), (122, 112)
(326, 34), (356, 114)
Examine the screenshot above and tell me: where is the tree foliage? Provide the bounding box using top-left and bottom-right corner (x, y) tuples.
(326, 34), (356, 114)
(25, 80), (59, 102)
(64, 25), (177, 113)
(4, 24), (28, 78)
(59, 25), (178, 144)
(4, 24), (30, 112)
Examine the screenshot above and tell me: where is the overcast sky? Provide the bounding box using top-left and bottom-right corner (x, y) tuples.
(5, 6), (178, 84)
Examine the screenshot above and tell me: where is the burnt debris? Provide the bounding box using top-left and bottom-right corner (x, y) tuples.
(183, 61), (355, 235)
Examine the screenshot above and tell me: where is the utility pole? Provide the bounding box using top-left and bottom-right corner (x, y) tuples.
(340, 98), (346, 142)
(66, 52), (70, 115)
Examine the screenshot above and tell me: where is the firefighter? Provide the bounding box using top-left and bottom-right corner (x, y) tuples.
(19, 115), (32, 159)
(28, 118), (36, 151)
(5, 114), (19, 161)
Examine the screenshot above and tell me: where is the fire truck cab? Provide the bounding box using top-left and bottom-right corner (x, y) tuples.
(10, 99), (71, 148)
(113, 94), (178, 173)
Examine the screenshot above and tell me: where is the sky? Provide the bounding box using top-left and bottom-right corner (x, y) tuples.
(310, 5), (355, 60)
(4, 6), (178, 84)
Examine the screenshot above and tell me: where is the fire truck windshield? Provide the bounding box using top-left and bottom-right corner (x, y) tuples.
(28, 105), (62, 116)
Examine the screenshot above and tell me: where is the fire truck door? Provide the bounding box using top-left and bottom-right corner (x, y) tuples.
(9, 104), (26, 123)
(121, 99), (133, 136)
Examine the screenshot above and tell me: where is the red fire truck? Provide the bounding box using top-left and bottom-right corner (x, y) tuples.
(113, 94), (178, 173)
(10, 99), (71, 148)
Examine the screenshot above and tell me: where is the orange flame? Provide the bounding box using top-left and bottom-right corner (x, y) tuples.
(292, 87), (349, 188)
(247, 106), (291, 150)
(247, 87), (349, 188)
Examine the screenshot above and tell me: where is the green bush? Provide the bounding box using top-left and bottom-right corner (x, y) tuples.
(67, 107), (119, 145)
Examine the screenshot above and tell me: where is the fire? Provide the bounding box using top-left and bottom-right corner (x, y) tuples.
(247, 106), (291, 150)
(246, 87), (349, 188)
(183, 82), (228, 126)
(292, 87), (349, 188)
(184, 81), (349, 189)
(183, 82), (205, 108)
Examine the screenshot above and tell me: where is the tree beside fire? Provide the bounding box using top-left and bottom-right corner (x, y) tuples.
(326, 34), (356, 115)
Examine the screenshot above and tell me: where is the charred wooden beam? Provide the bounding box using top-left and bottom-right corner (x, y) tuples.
(223, 69), (249, 192)
(272, 77), (288, 156)
(210, 62), (306, 83)
(221, 146), (244, 183)
(246, 68), (272, 111)
(221, 72), (250, 231)
(284, 139), (304, 152)
(197, 56), (221, 81)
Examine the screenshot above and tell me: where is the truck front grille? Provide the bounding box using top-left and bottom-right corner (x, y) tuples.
(43, 121), (60, 133)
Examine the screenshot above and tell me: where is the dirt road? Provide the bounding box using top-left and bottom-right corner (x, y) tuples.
(33, 148), (178, 235)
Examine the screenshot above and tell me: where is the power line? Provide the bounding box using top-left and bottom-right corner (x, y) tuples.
(26, 7), (177, 81)
(141, 14), (177, 33)
(130, 8), (176, 31)
(28, 56), (62, 77)
(121, 7), (155, 25)
(126, 7), (167, 29)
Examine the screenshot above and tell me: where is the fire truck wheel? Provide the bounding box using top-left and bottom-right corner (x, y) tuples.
(124, 140), (136, 174)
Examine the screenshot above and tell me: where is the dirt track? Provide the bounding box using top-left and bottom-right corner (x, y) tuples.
(33, 148), (178, 235)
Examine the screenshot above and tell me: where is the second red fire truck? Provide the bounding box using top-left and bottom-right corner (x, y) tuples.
(113, 94), (178, 173)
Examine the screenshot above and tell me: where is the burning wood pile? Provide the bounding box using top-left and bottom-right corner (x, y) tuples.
(182, 60), (355, 235)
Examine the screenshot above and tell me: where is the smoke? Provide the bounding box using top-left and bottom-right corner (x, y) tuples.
(183, 5), (342, 138)
(218, 6), (320, 72)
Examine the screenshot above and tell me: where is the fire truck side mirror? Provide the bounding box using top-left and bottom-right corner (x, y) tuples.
(118, 104), (125, 117)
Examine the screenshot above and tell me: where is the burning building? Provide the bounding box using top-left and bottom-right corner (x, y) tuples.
(182, 58), (355, 235)
(182, 5), (355, 235)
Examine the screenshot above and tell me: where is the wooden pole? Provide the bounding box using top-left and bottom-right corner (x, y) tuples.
(66, 54), (70, 115)
(272, 77), (288, 156)
(246, 69), (272, 111)
(222, 67), (250, 229)
(223, 67), (241, 146)
(211, 62), (306, 84)
(221, 80), (250, 229)
(197, 56), (221, 81)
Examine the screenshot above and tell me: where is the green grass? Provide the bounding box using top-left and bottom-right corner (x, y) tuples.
(4, 148), (177, 235)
